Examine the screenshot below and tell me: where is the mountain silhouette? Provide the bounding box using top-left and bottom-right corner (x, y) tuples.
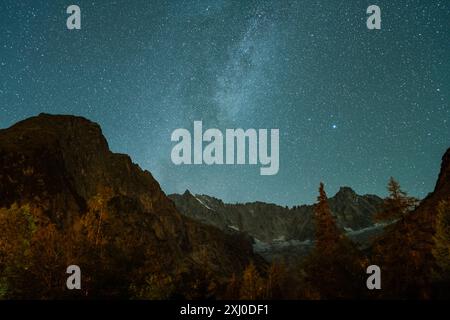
(169, 186), (383, 242)
(0, 113), (449, 299)
(0, 113), (259, 298)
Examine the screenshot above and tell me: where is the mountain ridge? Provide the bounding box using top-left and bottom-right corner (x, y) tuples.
(0, 113), (260, 298)
(169, 185), (384, 244)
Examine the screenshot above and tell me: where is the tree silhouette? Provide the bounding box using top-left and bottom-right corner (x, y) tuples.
(375, 177), (417, 222)
(239, 262), (264, 299)
(372, 177), (422, 298)
(314, 182), (341, 253)
(302, 183), (366, 299)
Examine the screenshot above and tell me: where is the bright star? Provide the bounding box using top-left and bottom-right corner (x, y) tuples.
(332, 124), (337, 129)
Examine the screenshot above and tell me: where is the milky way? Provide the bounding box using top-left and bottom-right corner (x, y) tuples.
(0, 0), (449, 205)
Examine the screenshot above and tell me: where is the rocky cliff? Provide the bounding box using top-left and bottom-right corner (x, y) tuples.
(0, 113), (258, 298)
(370, 147), (450, 298)
(169, 186), (383, 244)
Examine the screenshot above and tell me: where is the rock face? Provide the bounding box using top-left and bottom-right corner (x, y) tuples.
(400, 148), (450, 251)
(434, 148), (450, 200)
(0, 114), (257, 295)
(0, 114), (178, 229)
(169, 186), (383, 243)
(370, 148), (450, 298)
(410, 148), (450, 252)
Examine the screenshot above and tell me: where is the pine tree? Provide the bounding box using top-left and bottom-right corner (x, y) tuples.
(239, 262), (264, 300)
(302, 183), (366, 299)
(264, 262), (284, 299)
(372, 178), (421, 298)
(375, 177), (417, 222)
(314, 182), (341, 253)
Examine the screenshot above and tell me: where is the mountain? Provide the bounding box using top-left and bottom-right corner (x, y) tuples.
(170, 187), (383, 243)
(2, 113), (448, 299)
(0, 113), (258, 298)
(370, 147), (450, 298)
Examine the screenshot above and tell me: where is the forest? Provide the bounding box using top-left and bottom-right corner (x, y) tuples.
(1, 177), (449, 300)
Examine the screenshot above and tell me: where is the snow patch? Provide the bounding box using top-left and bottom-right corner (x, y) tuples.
(194, 195), (214, 211)
(253, 238), (313, 253)
(346, 222), (388, 236)
(253, 238), (271, 252)
(272, 235), (286, 242)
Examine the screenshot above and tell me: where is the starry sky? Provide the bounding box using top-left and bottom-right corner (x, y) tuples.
(0, 0), (449, 206)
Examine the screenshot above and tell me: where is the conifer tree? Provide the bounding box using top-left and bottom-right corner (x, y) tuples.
(264, 262), (284, 299)
(239, 262), (264, 300)
(302, 183), (366, 299)
(315, 182), (341, 253)
(372, 178), (421, 298)
(375, 177), (417, 222)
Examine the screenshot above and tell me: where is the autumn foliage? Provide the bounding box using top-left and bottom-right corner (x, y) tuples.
(1, 178), (450, 299)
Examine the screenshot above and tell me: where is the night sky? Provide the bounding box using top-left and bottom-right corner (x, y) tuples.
(0, 0), (449, 206)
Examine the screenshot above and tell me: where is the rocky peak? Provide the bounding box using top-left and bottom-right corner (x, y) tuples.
(0, 113), (169, 219)
(0, 114), (258, 288)
(434, 148), (450, 195)
(170, 186), (383, 243)
(2, 113), (110, 153)
(334, 186), (357, 200)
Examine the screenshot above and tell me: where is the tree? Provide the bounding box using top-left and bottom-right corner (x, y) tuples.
(0, 204), (68, 299)
(239, 262), (264, 300)
(0, 204), (36, 299)
(176, 246), (219, 300)
(28, 223), (67, 298)
(264, 261), (290, 299)
(223, 273), (240, 299)
(432, 201), (450, 284)
(302, 183), (367, 299)
(131, 271), (175, 300)
(372, 178), (422, 298)
(0, 192), (190, 299)
(314, 182), (341, 253)
(375, 177), (417, 222)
